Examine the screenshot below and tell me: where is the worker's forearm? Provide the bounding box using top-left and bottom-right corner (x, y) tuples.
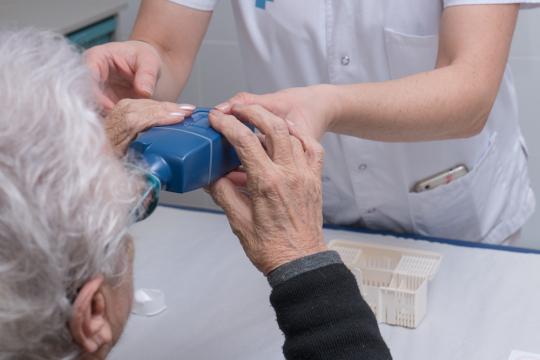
(328, 63), (498, 142)
(130, 0), (212, 102)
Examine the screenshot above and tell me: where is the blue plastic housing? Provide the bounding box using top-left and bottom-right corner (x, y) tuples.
(129, 108), (241, 193)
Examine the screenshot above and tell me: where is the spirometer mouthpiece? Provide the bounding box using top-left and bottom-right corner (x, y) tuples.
(129, 108), (241, 193)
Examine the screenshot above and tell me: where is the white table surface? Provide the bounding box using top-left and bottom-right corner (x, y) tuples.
(0, 0), (128, 34)
(110, 206), (540, 360)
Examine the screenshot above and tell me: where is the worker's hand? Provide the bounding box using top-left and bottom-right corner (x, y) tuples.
(105, 99), (195, 156)
(85, 41), (163, 113)
(216, 85), (339, 140)
(208, 105), (327, 275)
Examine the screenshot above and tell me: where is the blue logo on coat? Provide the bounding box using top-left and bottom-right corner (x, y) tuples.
(256, 0), (273, 9)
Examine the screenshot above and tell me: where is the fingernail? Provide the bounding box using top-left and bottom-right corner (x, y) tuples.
(168, 112), (186, 118)
(178, 103), (196, 111)
(215, 102), (231, 112)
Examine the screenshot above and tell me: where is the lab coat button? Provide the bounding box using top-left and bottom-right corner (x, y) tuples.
(358, 164), (368, 172)
(341, 56), (350, 66)
(367, 208), (376, 214)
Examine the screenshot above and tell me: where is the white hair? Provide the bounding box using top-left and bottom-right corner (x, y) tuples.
(0, 29), (142, 359)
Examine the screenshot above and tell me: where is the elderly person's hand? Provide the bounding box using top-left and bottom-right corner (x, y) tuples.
(208, 105), (327, 274)
(215, 86), (336, 141)
(105, 99), (195, 156)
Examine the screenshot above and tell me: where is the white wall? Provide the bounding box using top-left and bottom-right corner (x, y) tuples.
(116, 0), (140, 41)
(118, 2), (540, 248)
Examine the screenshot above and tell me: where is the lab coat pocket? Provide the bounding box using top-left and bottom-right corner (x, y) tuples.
(384, 28), (439, 80)
(407, 135), (498, 242)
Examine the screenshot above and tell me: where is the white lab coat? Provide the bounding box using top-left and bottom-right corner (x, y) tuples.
(171, 0), (539, 243)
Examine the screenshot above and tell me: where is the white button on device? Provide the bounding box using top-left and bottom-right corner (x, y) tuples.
(341, 55), (350, 66)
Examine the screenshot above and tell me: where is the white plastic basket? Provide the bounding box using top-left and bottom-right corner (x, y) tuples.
(329, 239), (442, 328)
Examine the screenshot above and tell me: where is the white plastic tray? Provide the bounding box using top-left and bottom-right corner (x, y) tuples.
(328, 239), (442, 328)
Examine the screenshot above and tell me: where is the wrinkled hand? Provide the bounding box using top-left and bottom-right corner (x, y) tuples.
(216, 85), (339, 140)
(85, 41), (162, 113)
(105, 99), (195, 156)
(208, 104), (327, 274)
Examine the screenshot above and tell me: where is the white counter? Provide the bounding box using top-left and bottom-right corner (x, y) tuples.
(110, 206), (540, 360)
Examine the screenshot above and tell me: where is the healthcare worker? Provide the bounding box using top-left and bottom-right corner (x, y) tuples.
(86, 0), (539, 244)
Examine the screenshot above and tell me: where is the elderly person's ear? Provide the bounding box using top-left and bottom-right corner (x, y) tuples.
(69, 276), (113, 355)
(105, 99), (196, 156)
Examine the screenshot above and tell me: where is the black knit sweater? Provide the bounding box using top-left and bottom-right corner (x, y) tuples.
(270, 263), (393, 360)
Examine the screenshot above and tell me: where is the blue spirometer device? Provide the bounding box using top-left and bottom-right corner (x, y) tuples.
(129, 108), (241, 193)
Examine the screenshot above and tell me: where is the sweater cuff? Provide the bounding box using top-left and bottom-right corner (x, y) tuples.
(267, 250), (342, 288)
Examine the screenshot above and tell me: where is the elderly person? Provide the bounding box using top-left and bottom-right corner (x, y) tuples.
(0, 29), (390, 359)
(0, 29), (192, 359)
(0, 29), (142, 358)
